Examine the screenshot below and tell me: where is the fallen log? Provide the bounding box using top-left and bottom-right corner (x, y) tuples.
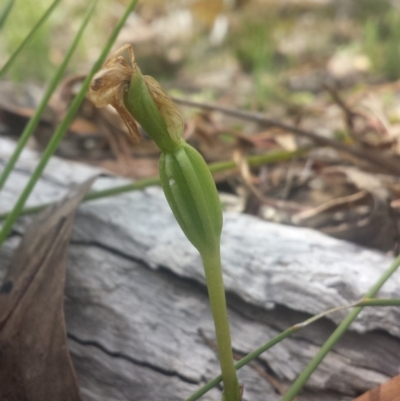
(1, 137), (400, 401)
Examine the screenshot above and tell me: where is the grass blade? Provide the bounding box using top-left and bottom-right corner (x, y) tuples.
(0, 0), (139, 246)
(0, 0), (61, 78)
(0, 0), (14, 31)
(0, 148), (306, 220)
(280, 255), (400, 401)
(359, 298), (400, 306)
(184, 295), (400, 401)
(185, 328), (295, 401)
(0, 0), (98, 190)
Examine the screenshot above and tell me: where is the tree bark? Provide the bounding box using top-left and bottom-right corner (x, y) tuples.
(1, 137), (400, 401)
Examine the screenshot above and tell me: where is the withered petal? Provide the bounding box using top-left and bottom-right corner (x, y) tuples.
(114, 93), (141, 143)
(87, 45), (141, 143)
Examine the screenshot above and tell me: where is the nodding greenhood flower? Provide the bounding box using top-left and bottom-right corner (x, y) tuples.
(88, 44), (223, 256)
(88, 45), (240, 401)
(88, 44), (184, 153)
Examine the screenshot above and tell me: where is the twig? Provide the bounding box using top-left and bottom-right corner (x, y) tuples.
(233, 148), (305, 213)
(292, 190), (368, 225)
(324, 85), (361, 136)
(172, 97), (400, 175)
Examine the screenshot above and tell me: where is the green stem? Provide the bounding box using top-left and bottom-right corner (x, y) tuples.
(211, 148), (307, 174)
(0, 0), (62, 78)
(0, 148), (306, 220)
(201, 248), (239, 401)
(0, 0), (98, 191)
(0, 0), (139, 247)
(0, 0), (14, 31)
(360, 298), (400, 306)
(280, 255), (400, 401)
(185, 327), (293, 401)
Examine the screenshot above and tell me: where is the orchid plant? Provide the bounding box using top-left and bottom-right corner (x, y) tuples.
(88, 44), (241, 401)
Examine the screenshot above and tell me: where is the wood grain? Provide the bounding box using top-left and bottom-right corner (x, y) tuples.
(1, 137), (400, 400)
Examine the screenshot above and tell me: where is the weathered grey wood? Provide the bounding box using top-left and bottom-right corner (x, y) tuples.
(1, 137), (400, 400)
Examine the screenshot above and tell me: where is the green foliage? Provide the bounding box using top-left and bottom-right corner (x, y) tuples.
(0, 0), (98, 190)
(382, 12), (400, 81)
(2, 0), (54, 82)
(228, 5), (294, 110)
(0, 0), (140, 246)
(0, 0), (14, 31)
(232, 19), (275, 74)
(351, 0), (391, 20)
(363, 9), (400, 81)
(230, 18), (278, 109)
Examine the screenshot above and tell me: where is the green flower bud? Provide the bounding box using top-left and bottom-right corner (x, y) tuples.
(159, 143), (223, 256)
(125, 70), (184, 153)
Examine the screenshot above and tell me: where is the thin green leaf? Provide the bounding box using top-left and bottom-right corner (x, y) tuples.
(0, 0), (139, 246)
(185, 296), (400, 401)
(0, 149), (306, 221)
(0, 0), (61, 78)
(359, 298), (400, 307)
(280, 256), (400, 401)
(0, 0), (14, 31)
(0, 0), (98, 191)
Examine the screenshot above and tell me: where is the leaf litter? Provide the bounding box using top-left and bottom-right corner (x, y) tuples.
(0, 176), (96, 401)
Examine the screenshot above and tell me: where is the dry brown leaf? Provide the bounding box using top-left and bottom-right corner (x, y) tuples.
(352, 375), (400, 401)
(290, 166), (397, 251)
(0, 176), (96, 401)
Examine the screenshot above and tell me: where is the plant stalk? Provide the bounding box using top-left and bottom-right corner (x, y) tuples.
(0, 0), (14, 32)
(201, 248), (239, 401)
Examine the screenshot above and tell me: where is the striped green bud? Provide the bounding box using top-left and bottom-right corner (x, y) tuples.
(159, 143), (223, 256)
